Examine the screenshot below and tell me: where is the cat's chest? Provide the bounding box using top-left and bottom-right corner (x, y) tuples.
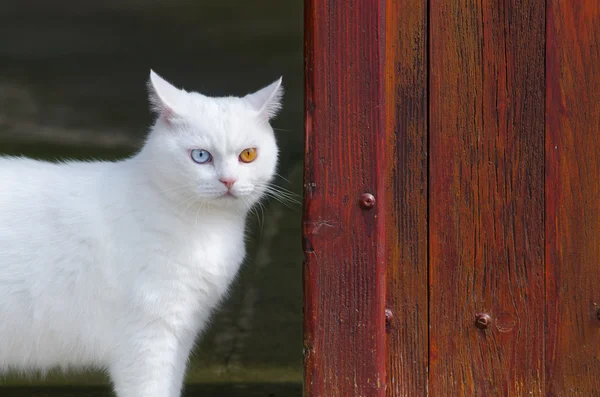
(191, 230), (245, 276)
(169, 226), (245, 289)
(125, 216), (246, 311)
(127, 227), (245, 331)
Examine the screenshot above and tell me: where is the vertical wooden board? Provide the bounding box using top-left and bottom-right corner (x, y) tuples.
(429, 0), (545, 395)
(546, 1), (600, 395)
(383, 0), (428, 396)
(303, 1), (386, 396)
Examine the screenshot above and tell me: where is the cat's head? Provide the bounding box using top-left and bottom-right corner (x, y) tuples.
(141, 70), (283, 212)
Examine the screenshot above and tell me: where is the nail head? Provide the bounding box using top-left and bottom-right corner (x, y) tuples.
(385, 309), (393, 333)
(475, 313), (491, 329)
(385, 308), (393, 321)
(359, 193), (376, 209)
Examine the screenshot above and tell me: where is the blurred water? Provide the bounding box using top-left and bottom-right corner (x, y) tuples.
(0, 1), (304, 395)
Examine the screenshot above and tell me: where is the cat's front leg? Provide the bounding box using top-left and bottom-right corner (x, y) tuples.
(108, 332), (190, 397)
(169, 332), (198, 397)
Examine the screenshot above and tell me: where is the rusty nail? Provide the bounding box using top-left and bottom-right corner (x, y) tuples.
(475, 313), (491, 329)
(359, 193), (376, 209)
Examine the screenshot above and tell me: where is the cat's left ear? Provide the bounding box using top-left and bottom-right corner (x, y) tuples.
(147, 70), (185, 122)
(244, 77), (284, 121)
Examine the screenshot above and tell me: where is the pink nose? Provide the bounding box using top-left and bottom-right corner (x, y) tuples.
(219, 178), (237, 189)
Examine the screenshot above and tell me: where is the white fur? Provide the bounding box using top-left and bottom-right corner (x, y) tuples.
(0, 70), (283, 396)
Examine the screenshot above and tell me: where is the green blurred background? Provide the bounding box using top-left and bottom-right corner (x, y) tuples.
(0, 1), (303, 395)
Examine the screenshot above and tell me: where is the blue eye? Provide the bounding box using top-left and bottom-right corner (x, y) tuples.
(190, 149), (212, 164)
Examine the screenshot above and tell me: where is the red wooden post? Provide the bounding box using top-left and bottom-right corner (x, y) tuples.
(546, 1), (600, 394)
(383, 0), (429, 396)
(429, 0), (546, 394)
(304, 0), (600, 395)
(303, 0), (387, 396)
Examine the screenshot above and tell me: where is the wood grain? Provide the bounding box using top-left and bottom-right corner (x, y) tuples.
(429, 0), (546, 394)
(383, 0), (428, 396)
(546, 1), (600, 395)
(303, 1), (387, 396)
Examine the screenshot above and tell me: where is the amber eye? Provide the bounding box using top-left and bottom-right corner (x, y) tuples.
(239, 148), (258, 163)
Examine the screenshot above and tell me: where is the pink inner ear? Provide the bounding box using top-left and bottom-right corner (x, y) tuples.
(161, 107), (174, 123)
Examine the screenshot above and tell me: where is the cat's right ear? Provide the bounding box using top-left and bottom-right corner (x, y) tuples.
(147, 70), (183, 122)
(244, 77), (284, 122)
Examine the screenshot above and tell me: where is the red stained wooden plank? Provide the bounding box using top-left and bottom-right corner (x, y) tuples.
(303, 1), (387, 396)
(545, 1), (600, 394)
(429, 0), (545, 394)
(383, 0), (428, 395)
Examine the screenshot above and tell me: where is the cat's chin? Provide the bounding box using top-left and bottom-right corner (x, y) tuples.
(216, 193), (263, 212)
(211, 192), (253, 209)
(214, 192), (240, 202)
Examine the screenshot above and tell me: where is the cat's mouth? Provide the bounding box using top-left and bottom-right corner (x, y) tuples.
(221, 191), (237, 199)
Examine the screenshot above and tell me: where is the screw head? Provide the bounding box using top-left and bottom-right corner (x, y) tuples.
(475, 313), (491, 329)
(359, 193), (376, 209)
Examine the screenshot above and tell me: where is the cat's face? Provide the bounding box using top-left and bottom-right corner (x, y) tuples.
(143, 71), (282, 212)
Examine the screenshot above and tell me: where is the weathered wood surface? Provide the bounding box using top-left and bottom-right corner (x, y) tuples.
(383, 0), (429, 396)
(546, 1), (600, 395)
(429, 0), (546, 394)
(303, 0), (386, 396)
(304, 1), (600, 395)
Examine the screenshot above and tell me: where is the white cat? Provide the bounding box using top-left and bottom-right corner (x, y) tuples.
(0, 70), (283, 397)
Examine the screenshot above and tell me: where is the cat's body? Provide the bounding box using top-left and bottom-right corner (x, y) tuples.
(0, 71), (283, 397)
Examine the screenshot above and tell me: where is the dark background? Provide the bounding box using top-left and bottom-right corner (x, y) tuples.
(0, 1), (303, 395)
